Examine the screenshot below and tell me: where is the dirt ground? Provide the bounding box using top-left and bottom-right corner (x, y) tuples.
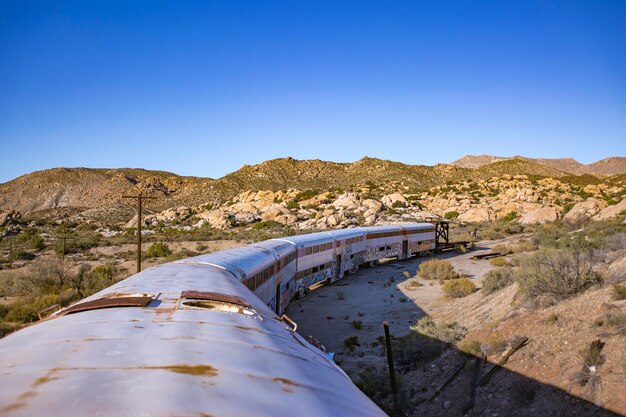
(285, 235), (626, 417)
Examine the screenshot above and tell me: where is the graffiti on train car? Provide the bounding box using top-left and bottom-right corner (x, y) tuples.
(365, 241), (402, 262)
(296, 267), (333, 292)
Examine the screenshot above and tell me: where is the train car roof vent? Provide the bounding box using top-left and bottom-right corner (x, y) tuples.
(56, 293), (157, 316)
(178, 290), (259, 318)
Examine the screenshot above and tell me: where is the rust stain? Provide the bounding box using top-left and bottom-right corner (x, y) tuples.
(146, 365), (218, 377)
(17, 391), (36, 401)
(233, 325), (263, 334)
(273, 377), (301, 386)
(273, 377), (301, 393)
(33, 372), (59, 387)
(0, 402), (26, 413)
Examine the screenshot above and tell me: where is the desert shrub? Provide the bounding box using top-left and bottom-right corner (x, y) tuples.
(351, 320), (363, 330)
(481, 333), (508, 355)
(442, 278), (476, 298)
(418, 259), (458, 281)
(492, 243), (513, 255)
(410, 316), (466, 343)
(28, 234), (45, 251)
(293, 189), (319, 202)
(398, 296), (407, 302)
(613, 283), (626, 301)
(407, 279), (422, 288)
(482, 268), (514, 294)
(344, 336), (359, 351)
(515, 247), (602, 300)
(286, 201), (299, 210)
(402, 271), (410, 279)
(444, 211), (459, 220)
(458, 339), (482, 356)
(489, 257), (509, 267)
(146, 242), (171, 258)
(13, 249), (36, 260)
(393, 331), (445, 369)
(5, 294), (62, 323)
(357, 366), (407, 415)
(252, 220), (282, 230)
(501, 211), (518, 222)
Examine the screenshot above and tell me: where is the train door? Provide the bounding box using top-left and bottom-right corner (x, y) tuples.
(402, 240), (408, 259)
(275, 283), (281, 315)
(335, 254), (342, 280)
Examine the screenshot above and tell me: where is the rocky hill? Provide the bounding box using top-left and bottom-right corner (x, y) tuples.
(0, 157), (567, 215)
(452, 155), (626, 175)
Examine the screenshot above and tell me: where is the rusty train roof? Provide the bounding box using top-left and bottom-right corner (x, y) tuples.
(0, 261), (386, 416)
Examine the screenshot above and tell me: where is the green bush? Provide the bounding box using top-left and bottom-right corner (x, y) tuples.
(418, 259), (458, 281)
(146, 242), (171, 258)
(393, 331), (445, 369)
(391, 200), (405, 208)
(410, 316), (466, 343)
(515, 247), (602, 300)
(28, 234), (45, 251)
(482, 268), (514, 294)
(5, 294), (61, 323)
(489, 257), (509, 267)
(351, 320), (363, 330)
(344, 336), (360, 351)
(252, 220), (282, 230)
(613, 283), (626, 301)
(501, 211), (518, 222)
(444, 211), (459, 220)
(356, 366), (407, 415)
(441, 277), (476, 298)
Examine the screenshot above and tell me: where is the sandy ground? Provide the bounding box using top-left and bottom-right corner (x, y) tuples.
(286, 236), (520, 376)
(285, 235), (626, 416)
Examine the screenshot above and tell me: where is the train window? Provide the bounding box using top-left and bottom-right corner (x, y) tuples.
(313, 245), (319, 253)
(379, 247), (385, 251)
(179, 291), (259, 318)
(305, 247), (312, 255)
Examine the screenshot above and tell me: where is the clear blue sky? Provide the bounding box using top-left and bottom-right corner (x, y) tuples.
(1, 1), (625, 183)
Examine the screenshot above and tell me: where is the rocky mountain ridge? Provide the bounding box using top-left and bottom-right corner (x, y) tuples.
(452, 155), (626, 175)
(0, 157), (570, 214)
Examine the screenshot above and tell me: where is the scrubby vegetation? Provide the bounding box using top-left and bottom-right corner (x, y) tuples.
(441, 277), (476, 298)
(482, 268), (515, 294)
(515, 242), (602, 300)
(417, 259), (458, 281)
(146, 242), (172, 258)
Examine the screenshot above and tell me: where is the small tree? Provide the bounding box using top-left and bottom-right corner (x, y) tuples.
(146, 242), (171, 258)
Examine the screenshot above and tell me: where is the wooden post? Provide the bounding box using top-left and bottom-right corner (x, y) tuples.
(137, 194), (142, 273)
(123, 193), (155, 273)
(383, 320), (398, 411)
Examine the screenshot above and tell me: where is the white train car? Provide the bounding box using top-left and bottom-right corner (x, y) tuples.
(183, 239), (297, 315)
(397, 222), (437, 255)
(275, 232), (337, 293)
(325, 228), (366, 280)
(0, 223), (442, 417)
(360, 225), (406, 262)
(0, 261), (386, 417)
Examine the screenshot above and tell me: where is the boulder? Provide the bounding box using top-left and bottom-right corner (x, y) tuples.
(196, 209), (230, 229)
(0, 213), (8, 227)
(228, 202), (259, 214)
(457, 208), (492, 222)
(332, 193), (361, 210)
(563, 198), (607, 223)
(519, 207), (559, 225)
(261, 204), (291, 221)
(361, 199), (383, 213)
(381, 193), (408, 208)
(593, 198), (626, 221)
(274, 214), (299, 226)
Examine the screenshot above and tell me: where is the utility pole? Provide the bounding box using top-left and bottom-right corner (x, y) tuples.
(8, 237), (13, 267)
(54, 230), (75, 263)
(123, 193), (156, 273)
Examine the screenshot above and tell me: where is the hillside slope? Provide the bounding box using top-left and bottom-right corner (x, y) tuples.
(0, 157), (570, 214)
(453, 155), (626, 175)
